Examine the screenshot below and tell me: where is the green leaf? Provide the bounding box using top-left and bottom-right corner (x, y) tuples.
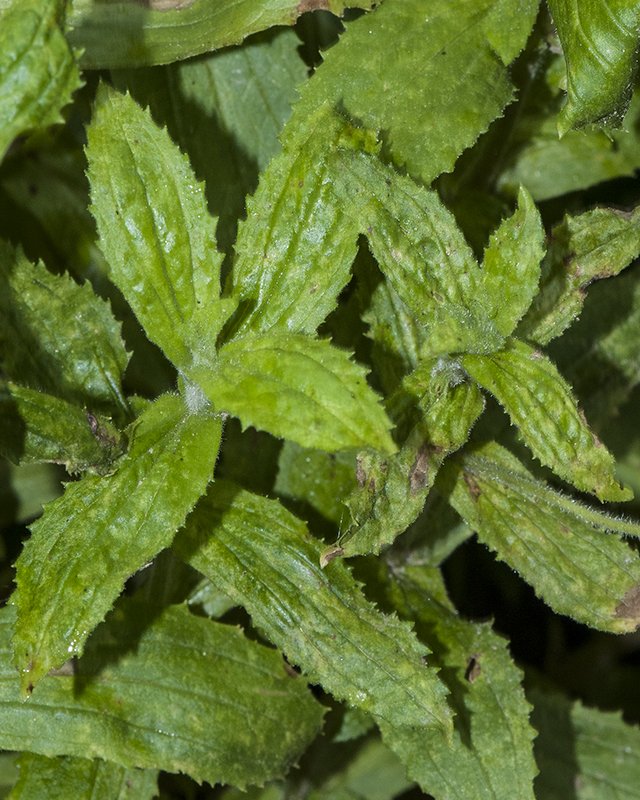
(0, 601), (324, 788)
(0, 0), (82, 162)
(438, 441), (640, 633)
(86, 83), (229, 371)
(173, 480), (454, 743)
(548, 0), (640, 133)
(462, 338), (631, 501)
(480, 186), (544, 337)
(322, 365), (484, 562)
(8, 754), (158, 800)
(297, 0), (525, 184)
(275, 441), (357, 525)
(0, 461), (63, 528)
(226, 104), (363, 339)
(530, 686), (640, 800)
(0, 383), (126, 475)
(189, 333), (395, 454)
(66, 0), (374, 70)
(0, 242), (130, 421)
(376, 565), (537, 800)
(330, 147), (503, 357)
(12, 393), (223, 693)
(113, 29), (308, 260)
(518, 204), (640, 346)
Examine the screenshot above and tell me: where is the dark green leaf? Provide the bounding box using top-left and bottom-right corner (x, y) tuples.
(481, 186), (544, 337)
(518, 204), (640, 346)
(226, 104), (363, 339)
(530, 685), (640, 800)
(0, 0), (81, 162)
(462, 338), (631, 501)
(86, 84), (229, 370)
(297, 0), (526, 184)
(1, 601), (324, 788)
(66, 0), (374, 70)
(113, 28), (307, 260)
(376, 565), (537, 800)
(0, 242), (130, 421)
(189, 333), (395, 454)
(0, 384), (126, 475)
(0, 461), (63, 529)
(439, 442), (640, 632)
(548, 0), (640, 132)
(8, 754), (158, 800)
(173, 481), (454, 742)
(12, 393), (223, 693)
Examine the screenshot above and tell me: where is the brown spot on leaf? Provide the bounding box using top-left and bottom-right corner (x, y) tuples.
(465, 654), (482, 684)
(463, 473), (481, 501)
(613, 585), (640, 624)
(409, 444), (431, 495)
(356, 458), (366, 488)
(133, 0), (196, 9)
(297, 0), (330, 12)
(320, 546), (344, 568)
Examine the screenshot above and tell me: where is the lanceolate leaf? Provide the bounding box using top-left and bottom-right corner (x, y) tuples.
(517, 204), (640, 346)
(226, 104), (364, 339)
(189, 333), (395, 454)
(480, 186), (544, 337)
(462, 338), (631, 501)
(530, 686), (640, 800)
(173, 481), (453, 742)
(0, 384), (126, 475)
(438, 442), (640, 633)
(0, 242), (130, 422)
(297, 0), (520, 184)
(323, 367), (484, 562)
(377, 565), (537, 800)
(548, 0), (640, 133)
(66, 0), (375, 70)
(12, 393), (223, 693)
(9, 753), (158, 800)
(86, 84), (228, 370)
(0, 0), (82, 162)
(114, 29), (308, 259)
(330, 148), (503, 358)
(1, 601), (324, 788)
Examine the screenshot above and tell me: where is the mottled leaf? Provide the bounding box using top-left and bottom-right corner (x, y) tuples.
(1, 601), (324, 788)
(530, 686), (640, 800)
(66, 0), (374, 70)
(462, 338), (631, 501)
(481, 185), (544, 337)
(173, 480), (453, 743)
(376, 564), (537, 800)
(322, 365), (484, 562)
(297, 0), (521, 184)
(225, 104), (363, 339)
(12, 393), (223, 693)
(113, 29), (307, 260)
(0, 383), (126, 475)
(86, 84), (229, 370)
(8, 754), (158, 800)
(0, 0), (81, 161)
(189, 333), (395, 454)
(0, 242), (130, 422)
(439, 441), (640, 632)
(548, 0), (640, 133)
(330, 147), (503, 358)
(518, 204), (640, 346)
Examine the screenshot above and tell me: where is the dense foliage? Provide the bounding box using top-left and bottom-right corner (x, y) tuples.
(1, 0), (640, 797)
